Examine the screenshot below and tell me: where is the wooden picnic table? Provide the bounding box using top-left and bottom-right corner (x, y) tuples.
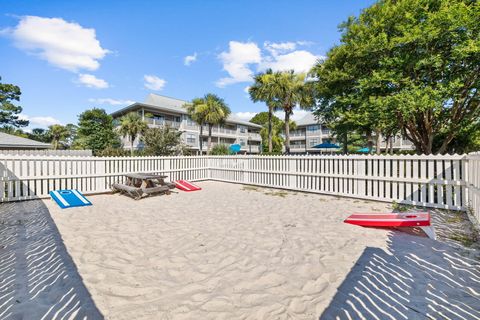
(124, 173), (168, 189)
(112, 173), (175, 199)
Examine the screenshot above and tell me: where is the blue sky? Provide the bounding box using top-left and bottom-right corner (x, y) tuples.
(0, 0), (375, 129)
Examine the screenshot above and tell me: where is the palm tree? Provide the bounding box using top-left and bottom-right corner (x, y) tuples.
(273, 71), (314, 153)
(118, 112), (148, 155)
(187, 94), (230, 155)
(47, 124), (70, 150)
(249, 69), (280, 153)
(185, 98), (208, 154)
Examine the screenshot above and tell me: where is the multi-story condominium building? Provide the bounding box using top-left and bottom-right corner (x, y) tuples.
(288, 113), (335, 153)
(111, 94), (262, 154)
(288, 113), (414, 153)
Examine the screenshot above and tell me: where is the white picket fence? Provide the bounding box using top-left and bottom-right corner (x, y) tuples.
(0, 155), (209, 201)
(0, 154), (478, 217)
(466, 152), (480, 223)
(209, 154), (467, 211)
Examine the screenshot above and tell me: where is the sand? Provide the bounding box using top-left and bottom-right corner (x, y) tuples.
(1, 181), (480, 319)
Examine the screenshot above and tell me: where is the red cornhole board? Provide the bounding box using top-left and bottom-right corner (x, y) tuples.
(344, 212), (435, 239)
(174, 180), (201, 192)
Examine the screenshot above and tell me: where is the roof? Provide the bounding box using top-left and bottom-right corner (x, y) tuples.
(0, 132), (51, 149)
(111, 93), (262, 128)
(295, 113), (320, 126)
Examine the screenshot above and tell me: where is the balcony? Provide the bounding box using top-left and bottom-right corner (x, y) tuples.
(201, 126), (237, 136)
(146, 118), (181, 129)
(290, 135), (306, 141)
(290, 144), (306, 149)
(246, 145), (260, 153)
(184, 123), (199, 130)
(248, 133), (261, 141)
(290, 131), (306, 137)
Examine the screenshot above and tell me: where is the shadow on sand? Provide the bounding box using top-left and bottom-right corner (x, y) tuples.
(319, 226), (480, 320)
(0, 200), (103, 319)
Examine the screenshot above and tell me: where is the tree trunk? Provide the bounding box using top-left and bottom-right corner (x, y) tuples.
(268, 106), (273, 153)
(284, 112), (291, 154)
(366, 132), (373, 153)
(130, 136), (134, 156)
(199, 124), (203, 155)
(207, 125), (212, 155)
(375, 130), (381, 155)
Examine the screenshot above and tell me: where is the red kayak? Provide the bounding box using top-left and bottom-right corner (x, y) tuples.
(344, 212), (431, 227)
(344, 212), (435, 239)
(174, 180), (202, 192)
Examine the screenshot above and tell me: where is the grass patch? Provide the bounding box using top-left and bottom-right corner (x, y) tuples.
(242, 186), (259, 192)
(446, 211), (465, 224)
(242, 185), (290, 197)
(264, 191), (289, 198)
(448, 233), (478, 247)
(392, 201), (414, 212)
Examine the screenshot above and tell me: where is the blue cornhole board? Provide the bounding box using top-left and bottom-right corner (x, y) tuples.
(49, 189), (92, 209)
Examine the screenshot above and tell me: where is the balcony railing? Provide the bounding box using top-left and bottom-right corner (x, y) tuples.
(201, 126), (237, 135)
(147, 118), (181, 128)
(290, 144), (306, 149)
(290, 131), (306, 137)
(248, 133), (261, 140)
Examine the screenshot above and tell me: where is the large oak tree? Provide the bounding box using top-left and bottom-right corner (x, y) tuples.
(311, 0), (480, 154)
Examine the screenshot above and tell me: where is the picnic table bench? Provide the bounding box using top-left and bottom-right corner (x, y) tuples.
(112, 173), (175, 200)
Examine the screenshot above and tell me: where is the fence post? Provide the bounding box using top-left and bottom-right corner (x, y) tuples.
(243, 156), (249, 184)
(288, 156), (296, 189)
(207, 156), (211, 180)
(164, 157), (171, 177)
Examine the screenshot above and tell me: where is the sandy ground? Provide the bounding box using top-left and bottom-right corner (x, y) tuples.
(1, 181), (480, 319)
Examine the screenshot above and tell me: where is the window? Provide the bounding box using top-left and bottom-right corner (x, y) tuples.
(186, 133), (196, 144)
(309, 138), (319, 147)
(175, 116), (181, 122)
(239, 126), (246, 133)
(308, 125), (320, 132)
(321, 126), (330, 134)
(187, 117), (196, 126)
(239, 138), (246, 146)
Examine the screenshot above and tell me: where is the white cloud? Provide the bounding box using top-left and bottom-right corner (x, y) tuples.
(264, 41), (297, 56)
(77, 73), (109, 89)
(216, 40), (320, 87)
(216, 41), (262, 87)
(88, 98), (135, 106)
(244, 86), (250, 94)
(184, 52), (197, 66)
(4, 16), (109, 72)
(274, 108), (310, 122)
(144, 75), (166, 91)
(234, 112), (258, 121)
(235, 109), (309, 123)
(19, 114), (62, 128)
(259, 50), (320, 73)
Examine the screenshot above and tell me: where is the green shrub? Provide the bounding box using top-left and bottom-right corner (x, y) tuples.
(210, 144), (231, 155)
